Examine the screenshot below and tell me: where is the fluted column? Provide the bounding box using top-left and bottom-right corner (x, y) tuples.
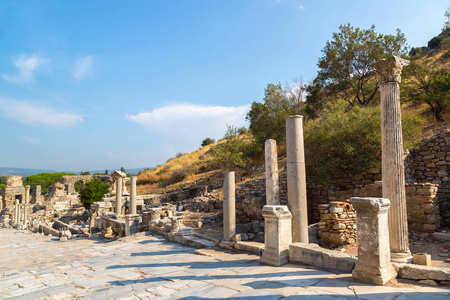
(371, 56), (411, 263)
(115, 177), (123, 215)
(286, 115), (308, 243)
(130, 176), (137, 215)
(265, 139), (280, 205)
(223, 171), (236, 241)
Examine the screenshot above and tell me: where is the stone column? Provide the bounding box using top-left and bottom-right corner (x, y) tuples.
(23, 204), (28, 226)
(130, 176), (137, 215)
(15, 200), (20, 225)
(115, 177), (123, 215)
(286, 115), (308, 243)
(24, 185), (30, 204)
(351, 197), (397, 285)
(265, 139), (280, 205)
(371, 56), (411, 263)
(260, 205), (292, 266)
(223, 171), (236, 241)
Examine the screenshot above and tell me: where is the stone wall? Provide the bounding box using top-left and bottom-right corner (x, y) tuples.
(318, 201), (357, 248)
(405, 129), (450, 227)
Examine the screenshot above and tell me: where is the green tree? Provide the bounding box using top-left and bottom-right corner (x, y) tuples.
(80, 171), (90, 175)
(104, 169), (108, 175)
(79, 179), (110, 209)
(316, 24), (408, 106)
(443, 8), (450, 31)
(210, 125), (250, 169)
(246, 83), (300, 150)
(120, 167), (126, 173)
(402, 61), (450, 121)
(201, 138), (215, 147)
(23, 172), (76, 194)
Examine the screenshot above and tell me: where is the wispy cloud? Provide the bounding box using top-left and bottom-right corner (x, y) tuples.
(297, 5), (304, 9)
(106, 152), (120, 159)
(19, 136), (39, 145)
(0, 97), (83, 129)
(126, 103), (249, 143)
(2, 55), (47, 84)
(72, 55), (94, 80)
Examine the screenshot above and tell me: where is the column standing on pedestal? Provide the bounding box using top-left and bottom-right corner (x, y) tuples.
(223, 171), (236, 241)
(25, 185), (30, 204)
(115, 177), (123, 215)
(286, 115), (308, 243)
(265, 139), (280, 205)
(371, 56), (411, 263)
(130, 176), (137, 215)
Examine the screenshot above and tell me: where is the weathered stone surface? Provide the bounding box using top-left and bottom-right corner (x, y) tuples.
(413, 253), (431, 266)
(351, 197), (397, 285)
(223, 172), (236, 241)
(6, 175), (23, 188)
(289, 242), (356, 273)
(265, 139), (280, 205)
(286, 115), (308, 243)
(397, 264), (450, 281)
(260, 205), (292, 266)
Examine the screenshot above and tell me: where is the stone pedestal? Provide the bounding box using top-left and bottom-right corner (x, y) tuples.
(286, 115), (308, 243)
(149, 207), (162, 226)
(351, 197), (397, 285)
(223, 171), (236, 241)
(170, 216), (184, 234)
(265, 139), (280, 205)
(115, 177), (123, 215)
(130, 176), (137, 215)
(24, 185), (30, 204)
(260, 205), (292, 266)
(124, 214), (140, 236)
(371, 56), (412, 263)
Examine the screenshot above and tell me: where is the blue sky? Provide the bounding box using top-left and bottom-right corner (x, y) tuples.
(0, 0), (447, 172)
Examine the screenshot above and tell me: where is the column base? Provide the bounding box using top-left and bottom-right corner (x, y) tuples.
(352, 264), (397, 286)
(391, 252), (412, 263)
(260, 249), (289, 267)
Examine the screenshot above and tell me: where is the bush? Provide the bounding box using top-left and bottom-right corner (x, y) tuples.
(238, 127), (248, 135)
(0, 184), (5, 189)
(428, 36), (442, 49)
(171, 165), (193, 182)
(210, 125), (251, 170)
(79, 179), (110, 209)
(201, 138), (215, 147)
(23, 172), (77, 194)
(304, 101), (424, 184)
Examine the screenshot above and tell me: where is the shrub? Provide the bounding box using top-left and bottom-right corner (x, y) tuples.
(304, 101), (424, 184)
(23, 172), (77, 194)
(171, 165), (193, 182)
(210, 125), (251, 170)
(79, 179), (110, 209)
(238, 127), (248, 135)
(0, 184), (5, 189)
(201, 138), (215, 147)
(428, 36), (442, 49)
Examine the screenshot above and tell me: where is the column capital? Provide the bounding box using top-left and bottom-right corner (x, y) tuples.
(371, 56), (409, 84)
(350, 197), (391, 212)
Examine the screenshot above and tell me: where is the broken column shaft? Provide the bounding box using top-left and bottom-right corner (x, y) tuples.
(223, 171), (236, 241)
(130, 176), (137, 215)
(265, 139), (280, 205)
(371, 56), (411, 263)
(115, 177), (123, 215)
(24, 185), (30, 204)
(286, 115), (308, 243)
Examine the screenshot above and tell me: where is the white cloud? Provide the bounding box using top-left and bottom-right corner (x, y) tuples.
(126, 103), (250, 142)
(72, 56), (94, 80)
(297, 5), (304, 9)
(2, 54), (47, 84)
(0, 97), (83, 129)
(20, 136), (39, 145)
(106, 152), (120, 159)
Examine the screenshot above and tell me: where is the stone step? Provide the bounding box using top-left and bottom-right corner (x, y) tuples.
(234, 241), (264, 255)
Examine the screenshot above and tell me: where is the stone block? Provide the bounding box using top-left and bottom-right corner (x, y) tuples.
(412, 253), (431, 266)
(289, 243), (356, 273)
(397, 264), (450, 281)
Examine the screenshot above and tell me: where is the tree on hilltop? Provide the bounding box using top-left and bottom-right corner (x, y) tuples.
(314, 24), (408, 107)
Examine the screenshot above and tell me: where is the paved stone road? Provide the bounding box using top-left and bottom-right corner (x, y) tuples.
(0, 229), (449, 299)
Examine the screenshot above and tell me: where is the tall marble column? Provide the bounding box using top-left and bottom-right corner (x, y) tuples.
(24, 185), (30, 204)
(15, 200), (20, 225)
(371, 56), (411, 263)
(23, 204), (28, 225)
(286, 115), (308, 243)
(223, 171), (236, 241)
(130, 176), (137, 215)
(265, 139), (280, 205)
(115, 177), (123, 215)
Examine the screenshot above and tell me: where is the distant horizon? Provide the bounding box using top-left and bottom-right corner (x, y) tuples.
(0, 1), (447, 170)
(0, 166), (149, 178)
